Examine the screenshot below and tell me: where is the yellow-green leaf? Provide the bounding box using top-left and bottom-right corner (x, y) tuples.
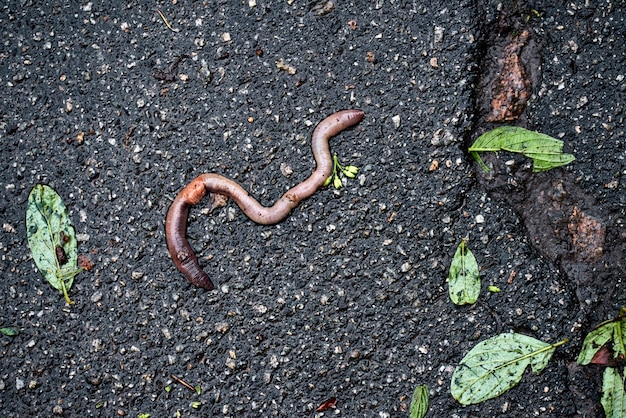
(26, 184), (81, 304)
(0, 327), (19, 336)
(451, 333), (567, 405)
(469, 126), (575, 172)
(578, 310), (626, 365)
(409, 385), (429, 418)
(448, 240), (480, 305)
(601, 367), (626, 418)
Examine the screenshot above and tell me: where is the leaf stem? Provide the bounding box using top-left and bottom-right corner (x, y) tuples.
(60, 278), (74, 305)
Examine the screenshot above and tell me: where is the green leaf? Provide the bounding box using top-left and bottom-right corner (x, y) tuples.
(469, 126), (575, 172)
(26, 184), (82, 304)
(195, 385), (202, 395)
(0, 327), (19, 336)
(488, 285), (501, 293)
(578, 311), (626, 365)
(409, 385), (429, 418)
(451, 333), (568, 405)
(601, 367), (626, 418)
(191, 401), (202, 409)
(448, 240), (480, 305)
(137, 414), (151, 418)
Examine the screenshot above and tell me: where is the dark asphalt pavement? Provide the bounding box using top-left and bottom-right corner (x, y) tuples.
(0, 1), (624, 417)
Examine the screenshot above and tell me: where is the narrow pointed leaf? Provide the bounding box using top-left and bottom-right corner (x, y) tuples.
(451, 333), (567, 405)
(409, 385), (429, 418)
(448, 240), (480, 305)
(26, 184), (81, 304)
(601, 367), (626, 418)
(469, 126), (575, 172)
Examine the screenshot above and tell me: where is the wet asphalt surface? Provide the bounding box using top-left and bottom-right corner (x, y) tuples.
(0, 1), (624, 417)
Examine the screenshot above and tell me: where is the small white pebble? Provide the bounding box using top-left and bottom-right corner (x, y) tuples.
(392, 115), (401, 129)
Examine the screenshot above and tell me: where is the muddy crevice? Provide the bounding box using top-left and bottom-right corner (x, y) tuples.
(470, 1), (625, 321)
(469, 3), (625, 416)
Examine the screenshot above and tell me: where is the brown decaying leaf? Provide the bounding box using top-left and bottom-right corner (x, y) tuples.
(590, 346), (624, 367)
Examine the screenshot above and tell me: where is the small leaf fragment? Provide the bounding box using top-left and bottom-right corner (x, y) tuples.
(488, 285), (501, 293)
(451, 333), (567, 405)
(578, 311), (626, 365)
(409, 385), (429, 418)
(469, 126), (575, 172)
(191, 401), (202, 409)
(195, 385), (202, 395)
(138, 414), (151, 418)
(448, 240), (480, 305)
(591, 346), (619, 366)
(0, 327), (19, 336)
(601, 367), (626, 418)
(26, 184), (82, 304)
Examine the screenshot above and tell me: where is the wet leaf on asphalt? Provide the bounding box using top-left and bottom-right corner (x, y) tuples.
(0, 327), (19, 336)
(26, 184), (82, 304)
(409, 385), (429, 418)
(577, 308), (626, 365)
(577, 309), (626, 365)
(469, 126), (575, 172)
(451, 333), (567, 405)
(448, 240), (480, 305)
(601, 367), (626, 418)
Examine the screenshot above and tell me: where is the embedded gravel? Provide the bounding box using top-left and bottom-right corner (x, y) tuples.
(0, 1), (624, 417)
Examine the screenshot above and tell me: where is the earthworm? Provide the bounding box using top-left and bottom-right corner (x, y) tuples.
(165, 109), (365, 290)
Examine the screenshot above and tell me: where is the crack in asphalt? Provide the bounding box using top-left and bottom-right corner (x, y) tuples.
(468, 2), (625, 415)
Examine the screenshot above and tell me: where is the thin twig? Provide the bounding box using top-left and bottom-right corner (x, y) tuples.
(157, 9), (180, 33)
(170, 374), (195, 392)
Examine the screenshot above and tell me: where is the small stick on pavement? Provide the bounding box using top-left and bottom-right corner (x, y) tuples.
(171, 374), (195, 392)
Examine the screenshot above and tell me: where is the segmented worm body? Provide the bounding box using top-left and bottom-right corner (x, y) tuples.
(165, 109), (365, 289)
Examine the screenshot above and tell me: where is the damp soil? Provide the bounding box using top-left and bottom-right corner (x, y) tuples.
(0, 1), (624, 417)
